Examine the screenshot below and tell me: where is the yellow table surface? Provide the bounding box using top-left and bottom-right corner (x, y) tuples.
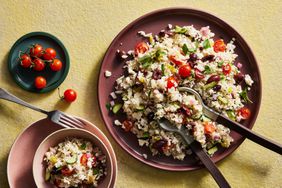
(0, 1), (281, 187)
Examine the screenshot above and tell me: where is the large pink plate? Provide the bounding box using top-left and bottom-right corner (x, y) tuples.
(98, 8), (261, 171)
(7, 118), (117, 188)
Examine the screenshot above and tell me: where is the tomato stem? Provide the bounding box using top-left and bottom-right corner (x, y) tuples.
(57, 88), (64, 100)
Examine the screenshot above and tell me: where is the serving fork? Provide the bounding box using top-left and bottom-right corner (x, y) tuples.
(0, 88), (85, 129)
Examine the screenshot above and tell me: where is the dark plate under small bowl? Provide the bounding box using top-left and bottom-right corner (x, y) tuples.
(8, 32), (70, 93)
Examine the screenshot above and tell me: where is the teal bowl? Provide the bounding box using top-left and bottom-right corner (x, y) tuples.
(8, 32), (70, 93)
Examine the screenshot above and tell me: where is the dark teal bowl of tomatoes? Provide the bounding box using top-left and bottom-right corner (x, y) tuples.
(8, 32), (70, 93)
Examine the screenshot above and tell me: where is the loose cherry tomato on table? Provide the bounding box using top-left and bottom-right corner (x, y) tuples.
(194, 68), (205, 80)
(122, 120), (133, 132)
(20, 54), (32, 68)
(30, 44), (44, 57)
(178, 64), (191, 78)
(166, 76), (178, 89)
(222, 64), (232, 75)
(61, 166), (73, 176)
(80, 153), (91, 166)
(134, 42), (149, 55)
(50, 59), (63, 71)
(34, 76), (47, 89)
(213, 39), (226, 53)
(43, 48), (56, 60)
(63, 89), (77, 102)
(237, 107), (251, 120)
(33, 58), (45, 71)
(169, 55), (185, 66)
(204, 122), (216, 134)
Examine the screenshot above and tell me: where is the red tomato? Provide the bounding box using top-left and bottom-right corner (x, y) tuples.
(213, 39), (226, 52)
(238, 107), (251, 120)
(178, 64), (191, 78)
(63, 89), (77, 102)
(134, 42), (149, 55)
(194, 68), (205, 80)
(80, 153), (91, 166)
(43, 48), (56, 60)
(222, 64), (232, 75)
(50, 59), (63, 71)
(169, 55), (185, 66)
(20, 54), (32, 68)
(30, 44), (43, 57)
(204, 122), (216, 134)
(61, 166), (73, 176)
(167, 76), (178, 89)
(34, 76), (47, 89)
(122, 120), (133, 132)
(33, 58), (45, 71)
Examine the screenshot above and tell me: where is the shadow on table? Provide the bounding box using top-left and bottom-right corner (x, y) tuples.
(0, 153), (10, 188)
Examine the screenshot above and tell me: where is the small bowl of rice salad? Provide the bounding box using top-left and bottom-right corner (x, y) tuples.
(33, 128), (115, 188)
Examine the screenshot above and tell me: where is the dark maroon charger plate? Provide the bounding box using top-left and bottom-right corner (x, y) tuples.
(98, 8), (262, 171)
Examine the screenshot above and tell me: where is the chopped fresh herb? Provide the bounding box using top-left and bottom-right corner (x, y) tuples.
(182, 44), (189, 55)
(139, 55), (153, 68)
(204, 65), (212, 74)
(154, 49), (166, 61)
(106, 103), (111, 110)
(226, 110), (236, 121)
(191, 69), (195, 78)
(161, 64), (165, 75)
(240, 88), (253, 103)
(203, 39), (211, 49)
(80, 143), (86, 150)
(141, 132), (150, 139)
(93, 168), (99, 175)
(174, 25), (187, 34)
(218, 61), (224, 67)
(220, 74), (225, 80)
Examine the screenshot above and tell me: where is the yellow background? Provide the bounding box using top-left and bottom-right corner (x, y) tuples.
(0, 0), (281, 187)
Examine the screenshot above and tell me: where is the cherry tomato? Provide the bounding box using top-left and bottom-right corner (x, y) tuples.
(178, 64), (191, 78)
(204, 122), (216, 134)
(166, 76), (178, 89)
(63, 89), (77, 102)
(222, 64), (232, 75)
(194, 68), (205, 80)
(34, 76), (47, 89)
(30, 44), (43, 57)
(50, 59), (63, 71)
(33, 58), (45, 71)
(237, 107), (251, 120)
(43, 48), (56, 60)
(134, 42), (149, 55)
(122, 120), (133, 132)
(80, 153), (91, 166)
(169, 55), (185, 66)
(61, 166), (73, 176)
(213, 39), (226, 52)
(20, 54), (32, 68)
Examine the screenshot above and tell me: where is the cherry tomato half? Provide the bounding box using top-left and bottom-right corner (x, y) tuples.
(178, 64), (191, 78)
(194, 68), (205, 80)
(213, 39), (226, 53)
(43, 48), (56, 60)
(80, 153), (91, 166)
(204, 122), (216, 134)
(237, 107), (251, 120)
(61, 166), (73, 176)
(30, 44), (43, 57)
(20, 54), (32, 68)
(169, 55), (185, 66)
(34, 76), (47, 89)
(222, 64), (232, 75)
(64, 89), (77, 102)
(33, 58), (45, 71)
(134, 42), (149, 55)
(167, 76), (178, 89)
(50, 59), (63, 71)
(122, 120), (133, 132)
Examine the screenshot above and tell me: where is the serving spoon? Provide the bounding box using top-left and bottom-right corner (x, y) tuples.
(178, 87), (282, 154)
(159, 118), (231, 188)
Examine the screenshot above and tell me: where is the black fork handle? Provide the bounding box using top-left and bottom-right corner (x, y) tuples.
(0, 88), (48, 115)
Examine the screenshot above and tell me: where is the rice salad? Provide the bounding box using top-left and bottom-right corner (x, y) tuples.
(44, 138), (107, 188)
(108, 25), (254, 160)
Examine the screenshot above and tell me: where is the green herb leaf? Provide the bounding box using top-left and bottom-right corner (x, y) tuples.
(141, 132), (150, 139)
(80, 143), (86, 150)
(203, 39), (211, 49)
(182, 44), (189, 55)
(218, 61), (224, 67)
(93, 168), (99, 175)
(154, 49), (166, 61)
(139, 55), (153, 69)
(174, 25), (187, 34)
(161, 64), (165, 75)
(240, 88), (253, 103)
(204, 65), (212, 74)
(106, 103), (111, 110)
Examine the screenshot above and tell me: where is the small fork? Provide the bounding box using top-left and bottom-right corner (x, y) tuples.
(0, 88), (85, 129)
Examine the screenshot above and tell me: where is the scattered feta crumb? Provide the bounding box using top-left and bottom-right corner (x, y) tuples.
(168, 24), (172, 29)
(142, 153), (148, 159)
(110, 92), (117, 99)
(244, 74), (254, 86)
(110, 100), (115, 106)
(114, 120), (122, 126)
(104, 70), (112, 78)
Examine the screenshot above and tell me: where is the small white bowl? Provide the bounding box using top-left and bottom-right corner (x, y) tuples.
(33, 128), (114, 188)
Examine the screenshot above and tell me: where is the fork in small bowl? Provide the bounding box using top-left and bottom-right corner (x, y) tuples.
(0, 88), (85, 129)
